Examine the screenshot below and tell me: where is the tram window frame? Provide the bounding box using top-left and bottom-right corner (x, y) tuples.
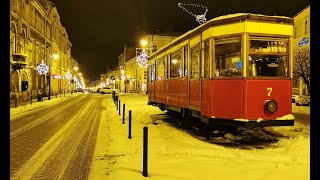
(183, 45), (188, 76)
(190, 43), (200, 79)
(156, 57), (165, 80)
(149, 63), (156, 83)
(248, 36), (289, 78)
(169, 49), (183, 78)
(203, 39), (210, 78)
(214, 37), (242, 78)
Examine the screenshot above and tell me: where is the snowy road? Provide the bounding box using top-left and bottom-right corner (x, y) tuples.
(10, 94), (105, 179)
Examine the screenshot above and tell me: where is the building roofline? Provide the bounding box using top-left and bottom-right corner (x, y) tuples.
(292, 5), (310, 18)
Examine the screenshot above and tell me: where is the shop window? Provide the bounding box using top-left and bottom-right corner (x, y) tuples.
(215, 37), (242, 77)
(156, 57), (165, 80)
(190, 44), (200, 79)
(203, 40), (210, 78)
(170, 49), (182, 78)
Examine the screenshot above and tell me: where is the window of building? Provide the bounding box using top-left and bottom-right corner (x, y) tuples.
(305, 20), (308, 34)
(203, 40), (210, 78)
(215, 37), (242, 77)
(190, 44), (200, 79)
(170, 49), (182, 78)
(156, 57), (165, 80)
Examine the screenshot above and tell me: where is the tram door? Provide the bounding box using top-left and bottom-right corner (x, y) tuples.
(189, 43), (201, 110)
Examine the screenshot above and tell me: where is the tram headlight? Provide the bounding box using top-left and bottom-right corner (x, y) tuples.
(264, 100), (277, 113)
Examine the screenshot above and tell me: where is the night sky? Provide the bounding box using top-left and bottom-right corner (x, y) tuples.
(50, 0), (309, 82)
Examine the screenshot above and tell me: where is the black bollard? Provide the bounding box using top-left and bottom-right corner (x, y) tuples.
(122, 104), (125, 124)
(142, 126), (148, 177)
(64, 91), (65, 97)
(118, 100), (121, 115)
(128, 110), (132, 139)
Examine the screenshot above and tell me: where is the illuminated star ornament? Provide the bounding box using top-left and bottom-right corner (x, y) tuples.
(178, 3), (208, 24)
(37, 60), (49, 75)
(137, 51), (149, 68)
(65, 72), (72, 79)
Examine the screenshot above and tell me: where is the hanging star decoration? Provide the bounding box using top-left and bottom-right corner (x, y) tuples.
(178, 3), (208, 24)
(37, 60), (49, 75)
(137, 51), (149, 68)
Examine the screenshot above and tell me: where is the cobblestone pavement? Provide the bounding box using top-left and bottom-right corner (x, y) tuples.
(10, 94), (105, 179)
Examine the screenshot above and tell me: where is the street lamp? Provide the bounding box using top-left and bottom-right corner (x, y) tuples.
(48, 53), (59, 100)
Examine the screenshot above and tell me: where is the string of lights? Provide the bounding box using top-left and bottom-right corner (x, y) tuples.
(178, 3), (208, 24)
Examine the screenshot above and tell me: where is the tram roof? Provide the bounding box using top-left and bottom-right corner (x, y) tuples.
(149, 13), (293, 59)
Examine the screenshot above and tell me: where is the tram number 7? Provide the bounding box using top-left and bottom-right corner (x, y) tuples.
(267, 87), (272, 97)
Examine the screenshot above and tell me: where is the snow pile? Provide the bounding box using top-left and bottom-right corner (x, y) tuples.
(10, 93), (81, 118)
(90, 94), (310, 180)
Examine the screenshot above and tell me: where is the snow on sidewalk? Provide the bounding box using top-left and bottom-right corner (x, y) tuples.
(89, 94), (310, 180)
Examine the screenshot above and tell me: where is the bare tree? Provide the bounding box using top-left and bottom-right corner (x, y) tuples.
(293, 45), (310, 95)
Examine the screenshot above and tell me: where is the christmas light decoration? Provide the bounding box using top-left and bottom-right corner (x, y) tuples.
(178, 3), (208, 24)
(65, 72), (72, 79)
(37, 60), (49, 75)
(137, 51), (149, 68)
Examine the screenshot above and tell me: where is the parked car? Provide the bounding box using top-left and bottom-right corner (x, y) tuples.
(295, 95), (310, 106)
(100, 87), (113, 94)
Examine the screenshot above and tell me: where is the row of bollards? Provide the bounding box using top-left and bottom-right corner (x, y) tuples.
(112, 92), (148, 177)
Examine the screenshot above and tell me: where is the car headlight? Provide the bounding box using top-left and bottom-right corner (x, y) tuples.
(264, 99), (277, 113)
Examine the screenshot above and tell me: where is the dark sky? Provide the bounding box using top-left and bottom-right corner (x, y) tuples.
(50, 0), (309, 82)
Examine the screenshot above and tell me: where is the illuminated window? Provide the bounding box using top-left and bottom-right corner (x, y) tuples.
(203, 40), (210, 78)
(215, 37), (242, 77)
(170, 49), (182, 78)
(156, 57), (165, 80)
(190, 44), (200, 79)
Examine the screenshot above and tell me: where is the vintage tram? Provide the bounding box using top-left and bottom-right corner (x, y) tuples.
(147, 13), (294, 128)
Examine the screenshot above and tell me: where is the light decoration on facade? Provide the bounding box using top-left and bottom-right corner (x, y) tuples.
(178, 3), (208, 24)
(65, 72), (72, 79)
(37, 60), (49, 75)
(137, 51), (149, 68)
(121, 74), (126, 80)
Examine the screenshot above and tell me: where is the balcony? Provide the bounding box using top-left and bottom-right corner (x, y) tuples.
(11, 53), (28, 70)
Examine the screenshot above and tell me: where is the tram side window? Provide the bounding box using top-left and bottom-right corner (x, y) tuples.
(214, 37), (242, 77)
(184, 46), (188, 76)
(170, 49), (182, 78)
(248, 37), (289, 77)
(150, 64), (156, 83)
(156, 57), (165, 80)
(191, 44), (200, 79)
(203, 40), (210, 78)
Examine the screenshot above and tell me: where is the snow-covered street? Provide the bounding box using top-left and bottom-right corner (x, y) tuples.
(89, 94), (310, 180)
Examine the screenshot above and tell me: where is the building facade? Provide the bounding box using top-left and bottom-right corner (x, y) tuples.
(10, 0), (75, 101)
(292, 5), (310, 96)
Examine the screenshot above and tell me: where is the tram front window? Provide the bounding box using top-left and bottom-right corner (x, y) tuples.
(248, 55), (288, 77)
(248, 36), (289, 77)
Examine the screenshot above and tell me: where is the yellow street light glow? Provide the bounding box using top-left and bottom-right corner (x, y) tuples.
(53, 54), (59, 59)
(121, 70), (125, 74)
(74, 66), (78, 71)
(79, 73), (82, 76)
(172, 59), (178, 64)
(140, 39), (148, 47)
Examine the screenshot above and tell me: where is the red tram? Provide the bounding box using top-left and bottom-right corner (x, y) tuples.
(147, 13), (294, 128)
